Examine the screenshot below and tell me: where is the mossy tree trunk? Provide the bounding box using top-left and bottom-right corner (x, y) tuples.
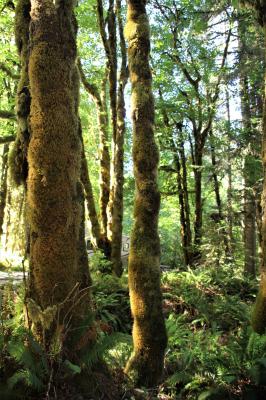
(241, 0), (266, 333)
(78, 61), (111, 256)
(27, 0), (91, 352)
(97, 0), (127, 276)
(0, 144), (9, 236)
(124, 0), (167, 386)
(108, 0), (128, 276)
(225, 88), (234, 258)
(209, 132), (230, 259)
(10, 0), (31, 187)
(80, 135), (102, 250)
(238, 18), (258, 277)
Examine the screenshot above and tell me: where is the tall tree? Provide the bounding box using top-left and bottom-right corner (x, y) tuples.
(240, 0), (266, 333)
(124, 0), (167, 386)
(97, 0), (128, 276)
(25, 0), (91, 353)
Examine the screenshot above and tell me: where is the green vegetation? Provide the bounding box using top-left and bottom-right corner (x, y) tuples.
(0, 0), (265, 398)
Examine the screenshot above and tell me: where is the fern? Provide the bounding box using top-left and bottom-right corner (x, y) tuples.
(8, 369), (44, 390)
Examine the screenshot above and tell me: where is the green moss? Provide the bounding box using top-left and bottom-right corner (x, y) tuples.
(125, 0), (167, 387)
(252, 289), (266, 334)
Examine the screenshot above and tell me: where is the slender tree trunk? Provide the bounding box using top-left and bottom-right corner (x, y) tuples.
(98, 70), (111, 241)
(78, 62), (111, 251)
(179, 140), (192, 256)
(193, 142), (203, 262)
(226, 88), (234, 256)
(210, 132), (230, 258)
(174, 149), (189, 265)
(10, 0), (31, 187)
(27, 1), (91, 351)
(0, 144), (9, 235)
(108, 0), (128, 276)
(124, 0), (167, 386)
(239, 19), (257, 277)
(171, 137), (192, 266)
(80, 131), (101, 249)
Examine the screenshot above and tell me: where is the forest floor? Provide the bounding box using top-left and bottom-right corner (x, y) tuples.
(1, 261), (266, 399)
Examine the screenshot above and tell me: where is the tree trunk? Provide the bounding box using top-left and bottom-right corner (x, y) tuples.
(80, 131), (101, 249)
(0, 144), (9, 235)
(78, 62), (111, 256)
(27, 1), (91, 352)
(124, 0), (167, 386)
(249, 6), (266, 332)
(193, 142), (203, 263)
(226, 88), (234, 257)
(239, 19), (257, 277)
(10, 0), (31, 187)
(107, 0), (128, 276)
(210, 132), (230, 258)
(98, 70), (111, 240)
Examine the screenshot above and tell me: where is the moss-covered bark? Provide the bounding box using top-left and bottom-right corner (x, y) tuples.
(0, 144), (9, 235)
(242, 1), (266, 333)
(108, 0), (128, 277)
(10, 0), (31, 186)
(124, 0), (167, 386)
(97, 0), (127, 275)
(27, 0), (91, 351)
(78, 61), (111, 256)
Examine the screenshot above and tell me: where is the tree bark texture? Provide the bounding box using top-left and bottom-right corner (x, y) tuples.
(27, 0), (91, 351)
(0, 144), (9, 236)
(10, 0), (31, 187)
(244, 1), (266, 333)
(239, 18), (257, 277)
(124, 0), (167, 386)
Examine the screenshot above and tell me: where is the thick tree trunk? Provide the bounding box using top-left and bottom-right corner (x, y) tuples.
(124, 0), (167, 386)
(239, 19), (257, 277)
(27, 1), (90, 351)
(251, 11), (266, 332)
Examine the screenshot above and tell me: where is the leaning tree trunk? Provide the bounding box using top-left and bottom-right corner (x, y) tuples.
(124, 0), (167, 386)
(27, 0), (91, 351)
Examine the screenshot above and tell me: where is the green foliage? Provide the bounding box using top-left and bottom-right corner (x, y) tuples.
(90, 250), (113, 274)
(92, 273), (131, 333)
(160, 266), (266, 399)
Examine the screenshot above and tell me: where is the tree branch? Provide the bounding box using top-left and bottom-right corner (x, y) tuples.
(0, 110), (15, 120)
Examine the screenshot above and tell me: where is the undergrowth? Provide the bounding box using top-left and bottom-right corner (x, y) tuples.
(1, 261), (266, 399)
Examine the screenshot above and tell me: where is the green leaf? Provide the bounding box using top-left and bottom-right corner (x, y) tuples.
(64, 360), (81, 375)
